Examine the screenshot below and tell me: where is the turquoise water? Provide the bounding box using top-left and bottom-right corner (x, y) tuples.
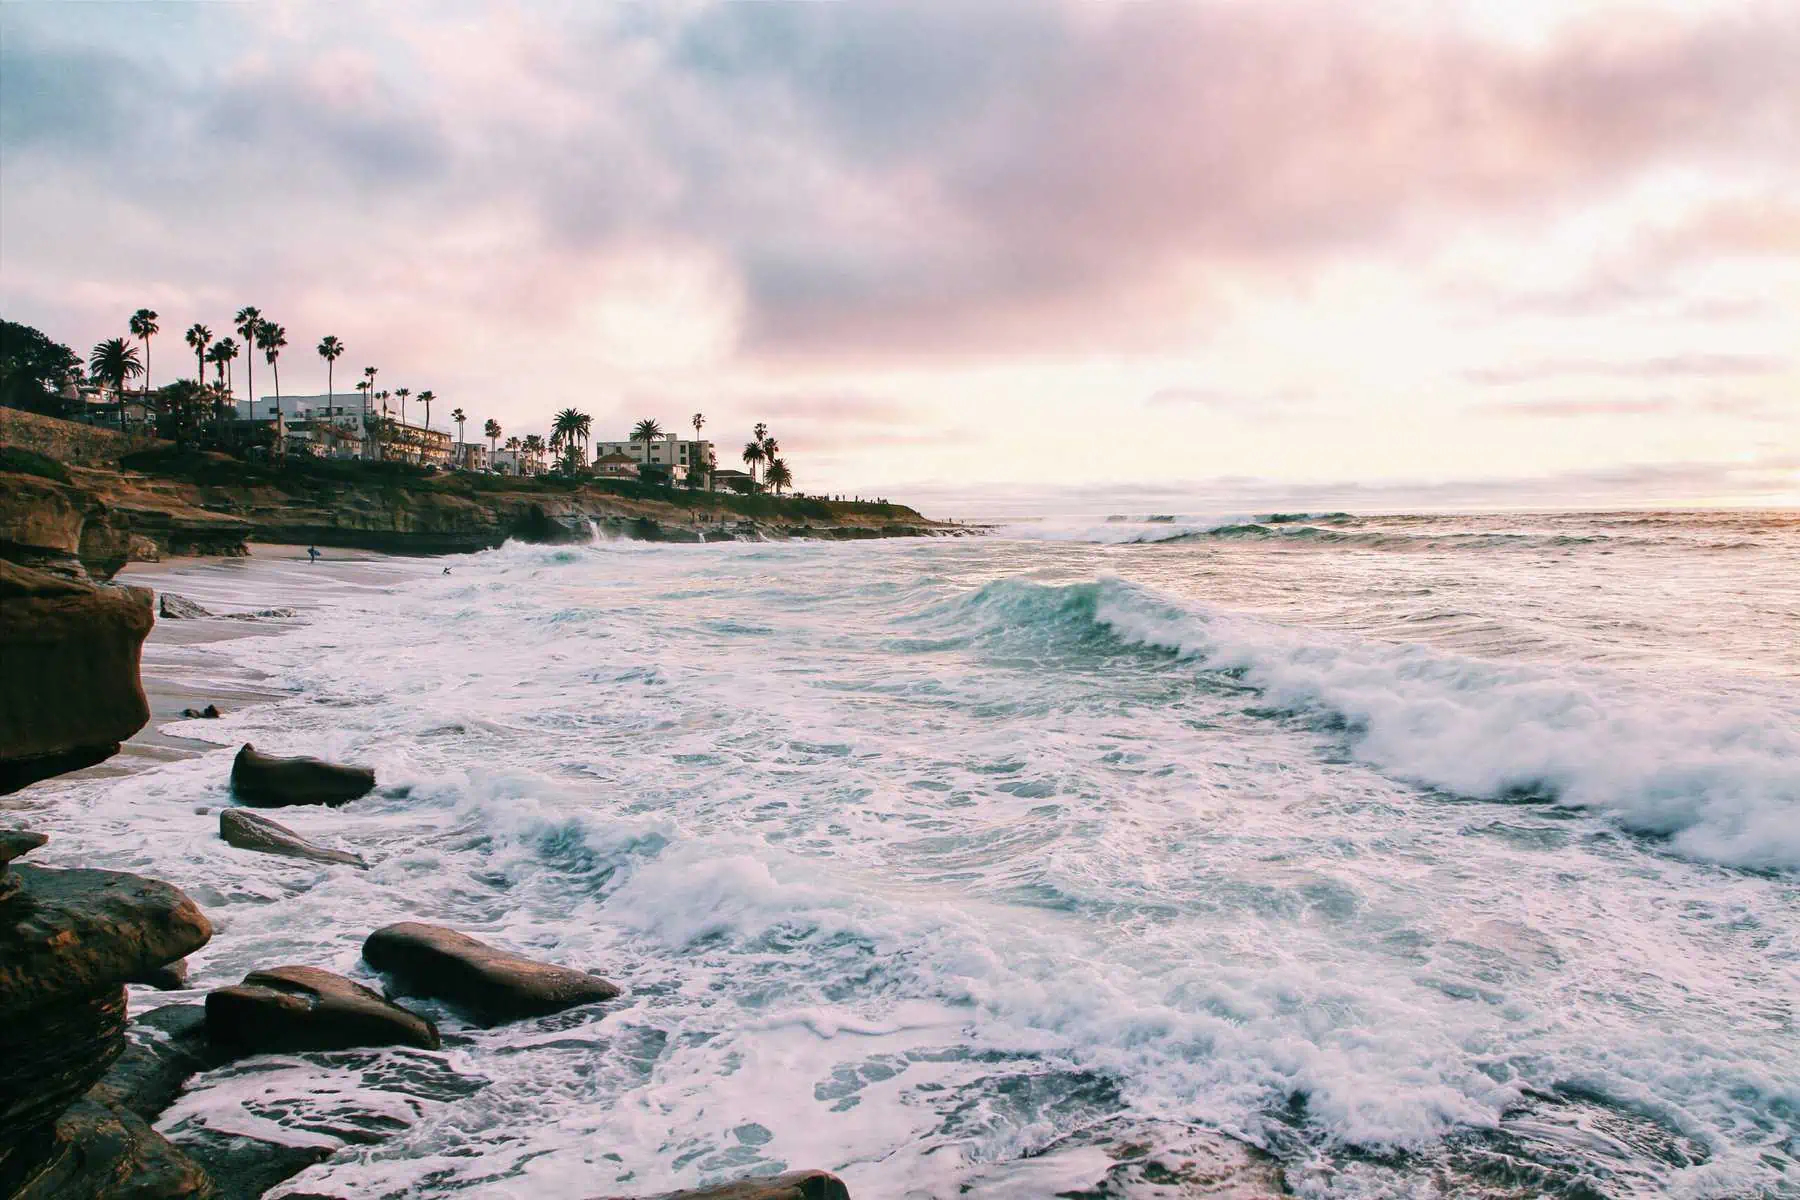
(22, 510), (1800, 1197)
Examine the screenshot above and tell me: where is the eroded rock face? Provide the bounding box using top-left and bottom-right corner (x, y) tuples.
(4, 1095), (217, 1200)
(590, 1172), (852, 1200)
(205, 965), (440, 1053)
(363, 921), (621, 1024)
(219, 808), (368, 869)
(0, 561), (154, 794)
(0, 861), (213, 1184)
(229, 744), (376, 808)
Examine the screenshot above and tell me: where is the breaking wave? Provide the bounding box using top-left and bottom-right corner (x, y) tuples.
(942, 576), (1800, 870)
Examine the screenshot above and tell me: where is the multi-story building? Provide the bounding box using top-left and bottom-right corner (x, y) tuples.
(237, 394), (450, 465)
(455, 442), (490, 472)
(590, 437), (714, 482)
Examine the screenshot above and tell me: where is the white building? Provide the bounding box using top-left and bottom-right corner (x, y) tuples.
(238, 394), (450, 464)
(591, 437), (714, 482)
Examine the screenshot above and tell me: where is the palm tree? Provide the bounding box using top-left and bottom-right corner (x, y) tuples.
(764, 458), (793, 496)
(256, 321), (287, 428)
(451, 407), (467, 457)
(234, 307), (261, 417)
(317, 336), (345, 412)
(742, 439), (765, 486)
(89, 338), (143, 431)
(522, 433), (545, 475)
(631, 418), (663, 464)
(485, 418), (502, 461)
(185, 324), (212, 392)
(362, 365), (378, 411)
(205, 343), (231, 419)
(418, 391), (436, 463)
(550, 408), (580, 470)
(129, 309), (159, 395)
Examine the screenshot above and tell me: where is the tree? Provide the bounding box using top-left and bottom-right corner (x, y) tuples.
(185, 324), (212, 393)
(233, 307), (261, 418)
(764, 457), (792, 496)
(418, 391), (436, 464)
(154, 379), (209, 448)
(451, 406), (467, 458)
(88, 338), (143, 431)
(362, 365), (378, 411)
(485, 418), (502, 460)
(522, 433), (546, 474)
(0, 320), (82, 415)
(129, 309), (159, 394)
(210, 337), (240, 420)
(551, 407), (589, 471)
(317, 336), (345, 412)
(630, 418), (663, 465)
(741, 439), (765, 486)
(256, 321), (287, 433)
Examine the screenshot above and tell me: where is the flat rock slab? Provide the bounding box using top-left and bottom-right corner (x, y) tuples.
(591, 1171), (851, 1200)
(219, 808), (368, 869)
(230, 743), (375, 808)
(206, 964), (439, 1053)
(363, 921), (620, 1024)
(93, 1004), (230, 1121)
(160, 593), (296, 621)
(1, 826), (48, 863)
(955, 1118), (1287, 1198)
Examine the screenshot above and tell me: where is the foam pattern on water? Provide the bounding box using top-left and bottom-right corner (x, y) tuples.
(21, 517), (1800, 1198)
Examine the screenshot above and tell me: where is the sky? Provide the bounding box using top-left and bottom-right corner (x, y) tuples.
(1, 0), (1796, 511)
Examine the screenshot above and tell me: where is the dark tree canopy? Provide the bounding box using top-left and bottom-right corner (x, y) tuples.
(0, 319), (82, 414)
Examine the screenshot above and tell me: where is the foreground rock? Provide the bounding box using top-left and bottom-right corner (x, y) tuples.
(0, 560), (153, 793)
(592, 1172), (851, 1200)
(0, 858), (213, 1186)
(6, 1095), (217, 1200)
(363, 921), (620, 1023)
(0, 827), (49, 901)
(206, 965), (440, 1053)
(219, 808), (368, 869)
(230, 743), (376, 808)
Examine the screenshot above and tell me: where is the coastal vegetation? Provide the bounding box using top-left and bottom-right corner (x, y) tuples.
(7, 314), (841, 517)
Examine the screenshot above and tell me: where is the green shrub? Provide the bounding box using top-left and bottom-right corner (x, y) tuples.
(0, 444), (71, 482)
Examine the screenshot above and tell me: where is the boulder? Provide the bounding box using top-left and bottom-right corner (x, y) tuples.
(158, 592), (212, 619)
(0, 561), (154, 794)
(205, 965), (439, 1053)
(0, 863), (212, 1181)
(590, 1172), (851, 1200)
(229, 743), (376, 808)
(363, 921), (621, 1024)
(180, 705), (222, 720)
(219, 808), (368, 869)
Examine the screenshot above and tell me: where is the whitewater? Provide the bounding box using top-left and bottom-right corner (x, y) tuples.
(14, 509), (1800, 1198)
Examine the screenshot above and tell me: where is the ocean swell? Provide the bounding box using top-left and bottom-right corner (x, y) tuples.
(947, 577), (1800, 869)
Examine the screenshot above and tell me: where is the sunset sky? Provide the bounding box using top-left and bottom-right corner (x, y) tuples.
(2, 0), (1795, 509)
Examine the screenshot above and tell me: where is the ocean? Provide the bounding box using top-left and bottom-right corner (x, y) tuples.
(17, 509), (1800, 1198)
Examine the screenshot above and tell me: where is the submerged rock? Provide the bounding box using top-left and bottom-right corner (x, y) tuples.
(218, 808), (368, 869)
(180, 704), (222, 719)
(955, 1117), (1287, 1198)
(131, 958), (191, 991)
(0, 561), (153, 794)
(205, 965), (440, 1053)
(92, 1004), (227, 1121)
(591, 1172), (851, 1200)
(0, 826), (48, 901)
(363, 921), (621, 1024)
(229, 743), (376, 808)
(0, 862), (212, 1183)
